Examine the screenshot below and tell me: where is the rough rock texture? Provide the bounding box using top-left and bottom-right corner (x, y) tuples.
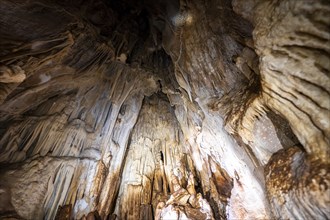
(0, 0), (329, 219)
(265, 146), (330, 219)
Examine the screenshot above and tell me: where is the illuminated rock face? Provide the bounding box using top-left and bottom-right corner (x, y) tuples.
(0, 0), (329, 219)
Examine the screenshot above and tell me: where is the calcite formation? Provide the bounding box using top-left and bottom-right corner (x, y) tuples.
(0, 0), (329, 219)
(265, 146), (329, 219)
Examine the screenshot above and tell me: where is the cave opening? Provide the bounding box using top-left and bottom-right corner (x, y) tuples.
(0, 0), (329, 219)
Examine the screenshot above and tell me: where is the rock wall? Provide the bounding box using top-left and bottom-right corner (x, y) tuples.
(233, 0), (330, 218)
(0, 0), (329, 219)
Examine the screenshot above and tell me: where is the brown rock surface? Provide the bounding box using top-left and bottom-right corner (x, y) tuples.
(0, 0), (328, 219)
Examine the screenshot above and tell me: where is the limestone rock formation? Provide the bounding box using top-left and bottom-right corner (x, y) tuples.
(0, 0), (329, 219)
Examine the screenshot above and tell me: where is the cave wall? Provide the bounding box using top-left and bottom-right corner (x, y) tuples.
(161, 0), (330, 218)
(234, 1), (330, 218)
(0, 0), (329, 219)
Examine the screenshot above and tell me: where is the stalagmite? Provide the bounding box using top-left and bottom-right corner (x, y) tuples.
(0, 0), (329, 219)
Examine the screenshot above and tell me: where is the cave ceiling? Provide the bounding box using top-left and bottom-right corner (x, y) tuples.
(0, 0), (329, 219)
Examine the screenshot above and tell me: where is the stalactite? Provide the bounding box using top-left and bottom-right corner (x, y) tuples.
(0, 0), (328, 219)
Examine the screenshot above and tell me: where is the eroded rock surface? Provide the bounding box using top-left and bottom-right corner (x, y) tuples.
(0, 0), (329, 219)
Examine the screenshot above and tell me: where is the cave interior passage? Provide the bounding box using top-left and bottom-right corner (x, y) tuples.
(0, 0), (329, 219)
